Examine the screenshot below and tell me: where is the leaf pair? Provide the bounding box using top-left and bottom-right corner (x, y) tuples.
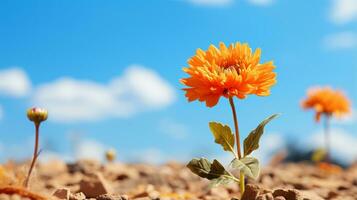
(209, 114), (279, 158)
(187, 114), (279, 187)
(186, 157), (259, 187)
(186, 158), (238, 187)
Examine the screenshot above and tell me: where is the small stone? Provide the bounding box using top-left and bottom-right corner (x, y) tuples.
(352, 178), (357, 186)
(69, 192), (86, 200)
(52, 188), (70, 200)
(241, 184), (260, 200)
(337, 185), (349, 191)
(67, 159), (101, 174)
(131, 192), (149, 199)
(97, 194), (127, 200)
(132, 198), (151, 200)
(274, 196), (286, 200)
(148, 190), (160, 199)
(79, 173), (111, 198)
(272, 189), (302, 200)
(257, 193), (274, 200)
(327, 191), (338, 199)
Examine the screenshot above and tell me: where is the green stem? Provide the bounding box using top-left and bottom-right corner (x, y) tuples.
(240, 171), (245, 193)
(324, 114), (331, 163)
(228, 97), (245, 195)
(24, 123), (40, 188)
(229, 97), (242, 159)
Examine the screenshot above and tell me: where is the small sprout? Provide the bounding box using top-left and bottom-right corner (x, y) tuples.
(24, 107), (48, 188)
(311, 148), (327, 163)
(180, 42), (278, 197)
(105, 148), (117, 162)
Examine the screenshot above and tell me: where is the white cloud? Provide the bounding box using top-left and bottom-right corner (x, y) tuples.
(38, 137), (111, 163)
(130, 148), (166, 164)
(187, 0), (233, 6)
(330, 0), (357, 24)
(124, 147), (192, 164)
(323, 32), (357, 50)
(33, 65), (176, 122)
(158, 119), (189, 140)
(308, 128), (357, 164)
(0, 137), (34, 162)
(247, 0), (274, 6)
(0, 68), (31, 97)
(110, 66), (175, 108)
(0, 130), (108, 163)
(74, 139), (108, 162)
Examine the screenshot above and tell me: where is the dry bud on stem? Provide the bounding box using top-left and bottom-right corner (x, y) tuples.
(24, 107), (48, 188)
(27, 108), (48, 125)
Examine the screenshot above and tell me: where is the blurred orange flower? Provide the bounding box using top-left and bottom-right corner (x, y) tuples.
(317, 162), (342, 174)
(301, 87), (351, 122)
(180, 42), (277, 107)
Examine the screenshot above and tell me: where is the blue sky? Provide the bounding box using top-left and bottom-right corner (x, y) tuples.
(0, 0), (356, 164)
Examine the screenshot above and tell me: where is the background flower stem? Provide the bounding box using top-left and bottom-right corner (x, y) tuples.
(324, 115), (331, 163)
(24, 123), (40, 188)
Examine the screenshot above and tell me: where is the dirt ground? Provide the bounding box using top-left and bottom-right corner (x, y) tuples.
(0, 159), (357, 200)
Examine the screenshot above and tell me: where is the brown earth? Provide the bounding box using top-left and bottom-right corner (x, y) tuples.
(1, 159), (357, 200)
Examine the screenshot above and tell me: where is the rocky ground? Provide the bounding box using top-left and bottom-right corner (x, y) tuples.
(0, 159), (357, 200)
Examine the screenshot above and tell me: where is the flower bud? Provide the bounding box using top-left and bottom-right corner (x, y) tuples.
(105, 149), (116, 162)
(27, 107), (48, 124)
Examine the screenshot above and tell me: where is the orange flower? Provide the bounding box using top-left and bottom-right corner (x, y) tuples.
(180, 42), (277, 107)
(317, 162), (342, 174)
(301, 87), (351, 122)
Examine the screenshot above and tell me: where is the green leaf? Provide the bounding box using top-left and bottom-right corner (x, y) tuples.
(186, 158), (229, 180)
(230, 156), (260, 179)
(209, 176), (234, 188)
(186, 158), (239, 187)
(243, 114), (279, 157)
(209, 122), (235, 155)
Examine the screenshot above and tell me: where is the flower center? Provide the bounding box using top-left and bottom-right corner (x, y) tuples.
(223, 88), (229, 95)
(219, 59), (242, 73)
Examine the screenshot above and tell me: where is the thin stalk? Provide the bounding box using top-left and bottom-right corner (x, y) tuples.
(24, 123), (40, 188)
(324, 115), (331, 162)
(228, 97), (245, 194)
(240, 171), (245, 193)
(229, 97), (242, 159)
